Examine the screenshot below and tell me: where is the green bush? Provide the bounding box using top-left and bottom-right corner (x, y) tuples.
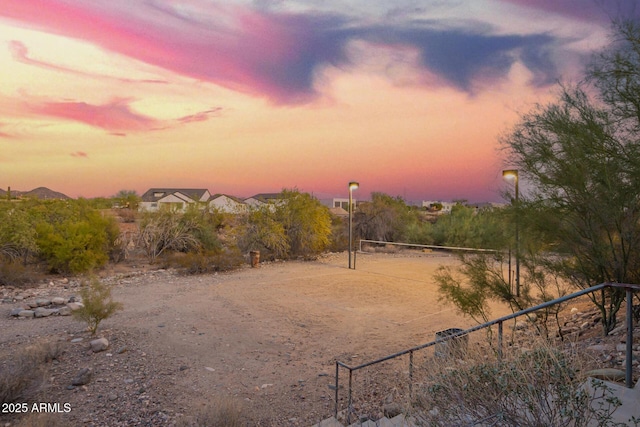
(73, 278), (123, 335)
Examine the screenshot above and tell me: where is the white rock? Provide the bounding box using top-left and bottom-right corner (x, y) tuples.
(90, 338), (109, 353)
(51, 297), (66, 305)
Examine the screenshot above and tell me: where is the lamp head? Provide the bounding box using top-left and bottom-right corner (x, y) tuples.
(502, 169), (518, 181)
(348, 181), (359, 191)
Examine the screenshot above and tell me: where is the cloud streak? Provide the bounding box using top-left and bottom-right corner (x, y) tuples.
(1, 0), (570, 104)
(500, 0), (640, 24)
(8, 40), (169, 84)
(15, 97), (221, 134)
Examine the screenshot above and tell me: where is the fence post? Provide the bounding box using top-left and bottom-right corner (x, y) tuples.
(335, 362), (339, 417)
(627, 289), (633, 388)
(498, 320), (503, 361)
(409, 350), (414, 397)
(348, 369), (353, 424)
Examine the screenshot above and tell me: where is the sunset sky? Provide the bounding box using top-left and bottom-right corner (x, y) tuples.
(0, 1), (636, 202)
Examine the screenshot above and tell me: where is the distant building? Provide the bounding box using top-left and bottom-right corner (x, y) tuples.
(422, 200), (454, 214)
(139, 188), (211, 212)
(208, 194), (246, 214)
(243, 193), (284, 209)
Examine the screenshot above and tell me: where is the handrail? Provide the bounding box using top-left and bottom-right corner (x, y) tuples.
(358, 239), (498, 254)
(334, 282), (640, 419)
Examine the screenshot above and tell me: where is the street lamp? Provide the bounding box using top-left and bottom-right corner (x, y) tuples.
(502, 169), (520, 297)
(348, 181), (359, 269)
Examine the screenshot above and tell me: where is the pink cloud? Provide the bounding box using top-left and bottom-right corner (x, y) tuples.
(70, 151), (88, 158)
(177, 108), (223, 124)
(0, 123), (13, 138)
(27, 98), (161, 133)
(1, 0), (349, 104)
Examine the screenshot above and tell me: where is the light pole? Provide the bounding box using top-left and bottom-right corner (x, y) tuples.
(503, 169), (520, 297)
(348, 181), (359, 269)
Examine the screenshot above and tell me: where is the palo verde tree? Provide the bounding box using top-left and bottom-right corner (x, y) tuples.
(501, 20), (640, 334)
(274, 189), (332, 259)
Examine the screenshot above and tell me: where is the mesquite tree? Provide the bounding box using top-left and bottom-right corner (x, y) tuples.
(501, 20), (640, 334)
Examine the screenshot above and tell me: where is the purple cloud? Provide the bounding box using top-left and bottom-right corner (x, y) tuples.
(1, 0), (586, 103)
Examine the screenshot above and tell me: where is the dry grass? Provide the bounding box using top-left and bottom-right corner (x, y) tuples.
(0, 339), (61, 405)
(177, 396), (245, 427)
(14, 413), (67, 427)
(412, 337), (627, 427)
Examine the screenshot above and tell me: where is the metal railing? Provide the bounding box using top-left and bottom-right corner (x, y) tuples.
(334, 282), (640, 419)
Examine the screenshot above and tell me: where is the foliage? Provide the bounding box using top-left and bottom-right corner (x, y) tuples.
(112, 189), (141, 210)
(137, 209), (202, 262)
(35, 202), (119, 274)
(0, 339), (60, 404)
(500, 20), (640, 334)
(353, 193), (420, 242)
(273, 189), (332, 259)
(0, 204), (39, 263)
(416, 345), (632, 427)
(173, 247), (244, 275)
(436, 250), (572, 337)
(429, 204), (510, 249)
(235, 189), (331, 260)
(0, 260), (34, 287)
(234, 205), (288, 259)
(73, 277), (123, 335)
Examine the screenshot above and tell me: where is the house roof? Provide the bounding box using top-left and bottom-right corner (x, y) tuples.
(209, 193), (245, 204)
(245, 193), (282, 203)
(141, 188), (209, 202)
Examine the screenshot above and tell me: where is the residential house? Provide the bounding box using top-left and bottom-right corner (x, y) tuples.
(139, 188), (211, 212)
(208, 194), (246, 214)
(422, 200), (455, 214)
(243, 193), (283, 208)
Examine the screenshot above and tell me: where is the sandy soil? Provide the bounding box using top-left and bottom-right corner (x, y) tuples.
(0, 251), (516, 426)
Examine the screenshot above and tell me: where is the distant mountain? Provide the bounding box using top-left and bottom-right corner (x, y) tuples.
(0, 187), (70, 200)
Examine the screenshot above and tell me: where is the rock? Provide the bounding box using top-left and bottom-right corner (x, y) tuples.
(10, 308), (23, 316)
(58, 306), (72, 316)
(90, 338), (109, 353)
(584, 368), (626, 382)
(51, 297), (66, 305)
(18, 310), (35, 318)
(67, 302), (84, 311)
(70, 338), (83, 343)
(586, 345), (608, 352)
(34, 307), (55, 318)
(35, 298), (50, 307)
(71, 368), (93, 386)
(616, 344), (627, 352)
(383, 402), (402, 418)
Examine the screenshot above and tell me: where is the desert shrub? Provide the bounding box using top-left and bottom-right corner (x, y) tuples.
(15, 413), (66, 427)
(177, 396), (244, 427)
(0, 259), (38, 287)
(0, 340), (61, 404)
(115, 208), (137, 223)
(73, 278), (123, 335)
(175, 247), (244, 275)
(415, 344), (631, 427)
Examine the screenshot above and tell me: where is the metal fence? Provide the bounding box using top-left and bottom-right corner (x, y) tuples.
(334, 282), (640, 420)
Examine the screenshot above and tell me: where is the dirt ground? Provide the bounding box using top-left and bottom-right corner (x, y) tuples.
(0, 251), (517, 426)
